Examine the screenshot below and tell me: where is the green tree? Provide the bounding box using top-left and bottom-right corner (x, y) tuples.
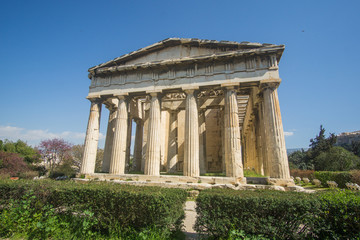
(0, 139), (40, 164)
(314, 146), (360, 171)
(288, 149), (311, 170)
(308, 125), (337, 159)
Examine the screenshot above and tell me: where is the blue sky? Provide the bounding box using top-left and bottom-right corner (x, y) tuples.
(0, 0), (359, 149)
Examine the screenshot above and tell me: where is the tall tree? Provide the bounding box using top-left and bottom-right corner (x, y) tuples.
(308, 125), (337, 160)
(38, 138), (72, 175)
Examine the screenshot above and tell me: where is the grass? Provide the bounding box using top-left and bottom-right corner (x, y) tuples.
(243, 169), (265, 178)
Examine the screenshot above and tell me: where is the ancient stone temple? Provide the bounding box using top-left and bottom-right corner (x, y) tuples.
(80, 38), (292, 186)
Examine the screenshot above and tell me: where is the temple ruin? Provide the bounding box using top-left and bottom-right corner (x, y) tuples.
(80, 38), (293, 186)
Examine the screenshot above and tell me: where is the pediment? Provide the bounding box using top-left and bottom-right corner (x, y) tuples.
(89, 38), (282, 72)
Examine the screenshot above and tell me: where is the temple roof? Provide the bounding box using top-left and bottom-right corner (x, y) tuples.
(89, 38), (284, 73)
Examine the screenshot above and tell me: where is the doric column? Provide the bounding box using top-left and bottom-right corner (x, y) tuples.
(160, 110), (170, 171)
(167, 111), (178, 173)
(262, 84), (290, 179)
(199, 109), (206, 175)
(133, 119), (143, 171)
(183, 89), (200, 177)
(109, 96), (128, 175)
(224, 87), (244, 178)
(102, 104), (117, 172)
(254, 111), (264, 175)
(144, 93), (161, 176)
(125, 116), (132, 173)
(141, 106), (149, 172)
(259, 102), (270, 176)
(80, 98), (102, 174)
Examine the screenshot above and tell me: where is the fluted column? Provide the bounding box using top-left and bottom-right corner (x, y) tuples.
(144, 93), (161, 176)
(167, 111), (178, 173)
(254, 112), (264, 175)
(184, 89), (200, 177)
(109, 96), (128, 175)
(133, 119), (143, 171)
(80, 98), (102, 174)
(102, 105), (117, 172)
(125, 116), (132, 173)
(224, 87), (244, 178)
(262, 84), (290, 179)
(199, 109), (206, 175)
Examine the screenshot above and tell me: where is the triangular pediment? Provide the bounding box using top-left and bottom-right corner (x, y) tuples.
(89, 38), (283, 72)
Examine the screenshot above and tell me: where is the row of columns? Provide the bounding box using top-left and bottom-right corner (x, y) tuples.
(242, 84), (290, 179)
(81, 87), (245, 178)
(80, 84), (290, 179)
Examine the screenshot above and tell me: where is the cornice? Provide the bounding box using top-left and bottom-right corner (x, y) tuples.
(90, 46), (284, 78)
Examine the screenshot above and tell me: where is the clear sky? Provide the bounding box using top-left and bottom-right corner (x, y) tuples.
(0, 0), (359, 149)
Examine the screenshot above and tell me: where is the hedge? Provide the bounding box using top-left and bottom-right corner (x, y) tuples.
(195, 189), (360, 239)
(0, 179), (187, 232)
(314, 171), (352, 188)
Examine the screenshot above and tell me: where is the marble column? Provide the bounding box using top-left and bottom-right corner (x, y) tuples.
(160, 110), (170, 171)
(144, 93), (161, 176)
(133, 119), (143, 171)
(224, 87), (244, 178)
(199, 109), (206, 175)
(80, 98), (102, 174)
(167, 111), (178, 173)
(141, 107), (149, 172)
(109, 96), (128, 175)
(183, 89), (200, 177)
(259, 102), (270, 176)
(102, 106), (117, 172)
(262, 84), (290, 179)
(125, 117), (132, 173)
(254, 112), (264, 175)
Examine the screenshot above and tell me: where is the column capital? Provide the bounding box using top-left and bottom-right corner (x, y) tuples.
(86, 96), (102, 104)
(220, 83), (240, 89)
(114, 94), (129, 101)
(259, 79), (281, 91)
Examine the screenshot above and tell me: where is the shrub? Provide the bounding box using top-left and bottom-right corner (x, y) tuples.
(313, 190), (360, 239)
(0, 152), (29, 177)
(195, 189), (360, 239)
(350, 169), (360, 185)
(0, 179), (187, 233)
(315, 171), (352, 188)
(290, 169), (315, 180)
(195, 189), (321, 239)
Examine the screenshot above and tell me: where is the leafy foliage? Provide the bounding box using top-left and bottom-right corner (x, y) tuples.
(37, 138), (72, 175)
(314, 171), (352, 188)
(314, 146), (360, 171)
(288, 125), (360, 171)
(0, 179), (187, 235)
(0, 151), (29, 177)
(0, 139), (40, 164)
(195, 189), (360, 239)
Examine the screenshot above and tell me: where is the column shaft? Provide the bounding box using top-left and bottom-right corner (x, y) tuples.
(133, 119), (143, 171)
(184, 90), (200, 177)
(80, 99), (101, 174)
(109, 97), (128, 175)
(144, 93), (161, 175)
(102, 107), (116, 172)
(263, 87), (290, 179)
(167, 111), (178, 173)
(224, 88), (244, 178)
(199, 110), (206, 175)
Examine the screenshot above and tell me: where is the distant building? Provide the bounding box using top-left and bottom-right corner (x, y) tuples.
(336, 130), (360, 145)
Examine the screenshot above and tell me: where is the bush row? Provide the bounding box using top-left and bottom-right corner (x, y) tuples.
(195, 189), (360, 239)
(314, 171), (352, 188)
(0, 180), (187, 233)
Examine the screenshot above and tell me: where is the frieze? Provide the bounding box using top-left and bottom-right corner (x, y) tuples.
(163, 92), (186, 100)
